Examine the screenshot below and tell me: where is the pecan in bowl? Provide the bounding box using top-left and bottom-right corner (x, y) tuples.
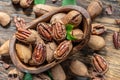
(37, 22), (53, 41)
(9, 5), (91, 74)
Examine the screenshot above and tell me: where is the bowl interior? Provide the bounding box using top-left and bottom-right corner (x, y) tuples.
(9, 5), (91, 74)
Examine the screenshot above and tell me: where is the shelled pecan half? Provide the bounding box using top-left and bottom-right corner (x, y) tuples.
(52, 22), (66, 42)
(37, 22), (52, 41)
(92, 24), (106, 35)
(15, 28), (38, 44)
(31, 43), (46, 65)
(92, 54), (108, 74)
(113, 31), (120, 49)
(54, 40), (73, 60)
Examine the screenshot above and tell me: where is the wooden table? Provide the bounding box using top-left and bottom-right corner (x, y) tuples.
(0, 0), (120, 80)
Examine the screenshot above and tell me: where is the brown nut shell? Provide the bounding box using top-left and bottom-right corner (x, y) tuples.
(70, 29), (84, 42)
(0, 40), (9, 55)
(20, 0), (33, 8)
(46, 42), (57, 63)
(87, 0), (103, 19)
(50, 13), (66, 24)
(54, 40), (73, 60)
(0, 12), (11, 27)
(12, 0), (20, 4)
(88, 35), (105, 50)
(61, 10), (82, 27)
(70, 60), (90, 77)
(33, 4), (58, 17)
(16, 43), (32, 63)
(51, 64), (66, 80)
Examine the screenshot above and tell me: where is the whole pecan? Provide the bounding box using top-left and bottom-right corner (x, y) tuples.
(15, 28), (38, 44)
(113, 31), (120, 49)
(20, 0), (33, 8)
(92, 24), (106, 35)
(52, 22), (66, 42)
(61, 10), (82, 27)
(31, 43), (46, 65)
(37, 22), (52, 41)
(92, 54), (108, 74)
(54, 40), (73, 60)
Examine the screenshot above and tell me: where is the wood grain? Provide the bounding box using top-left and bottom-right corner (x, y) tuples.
(0, 0), (120, 80)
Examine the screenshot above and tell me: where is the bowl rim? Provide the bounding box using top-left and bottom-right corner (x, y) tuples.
(9, 5), (91, 74)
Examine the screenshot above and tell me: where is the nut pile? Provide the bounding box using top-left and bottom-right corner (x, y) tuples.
(14, 10), (83, 66)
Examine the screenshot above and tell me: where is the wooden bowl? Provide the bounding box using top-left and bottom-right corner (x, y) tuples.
(9, 5), (91, 74)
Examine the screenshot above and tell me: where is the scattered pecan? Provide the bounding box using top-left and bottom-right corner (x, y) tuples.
(52, 22), (66, 42)
(37, 22), (52, 41)
(15, 28), (38, 44)
(54, 40), (72, 60)
(105, 5), (113, 15)
(32, 43), (46, 65)
(92, 24), (106, 35)
(113, 31), (120, 49)
(92, 54), (108, 74)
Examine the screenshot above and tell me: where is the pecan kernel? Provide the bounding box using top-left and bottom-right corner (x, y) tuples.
(37, 22), (52, 41)
(92, 54), (108, 74)
(54, 40), (72, 60)
(52, 22), (66, 41)
(32, 44), (46, 65)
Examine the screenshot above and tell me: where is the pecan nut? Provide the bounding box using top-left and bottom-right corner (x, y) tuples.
(92, 24), (106, 35)
(52, 22), (66, 42)
(37, 22), (52, 41)
(54, 40), (73, 60)
(32, 44), (46, 65)
(113, 31), (120, 49)
(14, 16), (26, 30)
(92, 54), (108, 74)
(20, 0), (33, 8)
(15, 28), (38, 44)
(61, 10), (82, 27)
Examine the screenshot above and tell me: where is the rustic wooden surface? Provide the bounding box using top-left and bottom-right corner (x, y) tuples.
(0, 0), (120, 80)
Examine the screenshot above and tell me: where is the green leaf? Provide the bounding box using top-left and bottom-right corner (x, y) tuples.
(47, 71), (53, 80)
(62, 0), (76, 6)
(66, 24), (76, 40)
(34, 0), (46, 4)
(23, 73), (33, 80)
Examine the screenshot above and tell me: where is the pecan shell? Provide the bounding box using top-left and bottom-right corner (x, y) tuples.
(15, 28), (38, 44)
(20, 0), (33, 8)
(113, 31), (120, 49)
(61, 10), (82, 27)
(37, 22), (52, 41)
(52, 22), (66, 42)
(54, 40), (73, 60)
(32, 44), (46, 65)
(92, 54), (108, 74)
